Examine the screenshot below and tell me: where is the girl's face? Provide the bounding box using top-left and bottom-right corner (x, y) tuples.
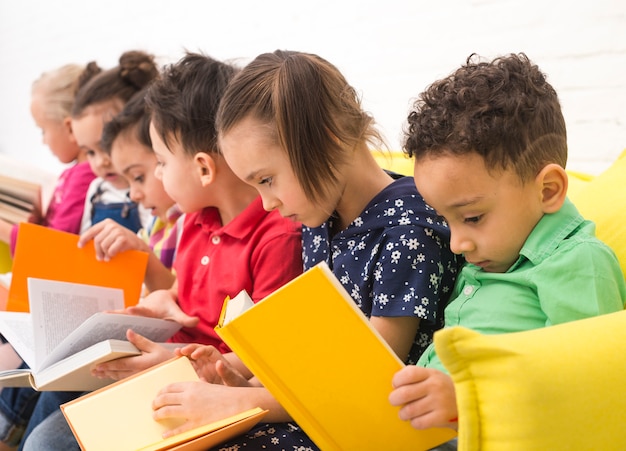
(30, 93), (79, 164)
(219, 116), (334, 228)
(111, 134), (176, 222)
(71, 107), (127, 190)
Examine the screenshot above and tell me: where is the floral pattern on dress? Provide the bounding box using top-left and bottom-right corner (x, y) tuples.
(303, 176), (459, 364)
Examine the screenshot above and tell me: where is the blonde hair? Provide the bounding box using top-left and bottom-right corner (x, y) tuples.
(31, 64), (84, 122)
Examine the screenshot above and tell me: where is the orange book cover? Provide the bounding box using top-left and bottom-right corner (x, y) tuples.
(7, 223), (149, 312)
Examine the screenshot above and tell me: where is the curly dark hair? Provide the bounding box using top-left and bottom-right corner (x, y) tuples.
(403, 53), (567, 181)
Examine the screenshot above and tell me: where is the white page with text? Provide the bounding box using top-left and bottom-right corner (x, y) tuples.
(0, 311), (35, 368)
(28, 278), (124, 371)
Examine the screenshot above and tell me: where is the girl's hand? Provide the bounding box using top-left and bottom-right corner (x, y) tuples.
(91, 329), (174, 380)
(78, 218), (150, 261)
(152, 382), (259, 438)
(389, 365), (458, 430)
(176, 344), (250, 386)
(119, 289), (199, 328)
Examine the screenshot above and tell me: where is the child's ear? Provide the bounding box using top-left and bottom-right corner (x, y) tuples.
(63, 117), (77, 144)
(194, 152), (216, 187)
(536, 163), (568, 214)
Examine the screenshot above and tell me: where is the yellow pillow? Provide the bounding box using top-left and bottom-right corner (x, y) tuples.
(434, 310), (626, 451)
(372, 151), (414, 177)
(0, 242), (11, 274)
(568, 149), (626, 277)
(565, 169), (593, 200)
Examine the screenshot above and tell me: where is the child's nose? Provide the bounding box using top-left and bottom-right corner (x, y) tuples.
(449, 231), (474, 256)
(261, 195), (280, 212)
(129, 187), (143, 202)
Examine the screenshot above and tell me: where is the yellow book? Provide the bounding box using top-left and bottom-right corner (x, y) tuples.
(7, 223), (149, 312)
(215, 262), (457, 451)
(62, 356), (268, 451)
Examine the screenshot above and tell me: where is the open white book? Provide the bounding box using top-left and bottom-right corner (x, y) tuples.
(0, 278), (181, 391)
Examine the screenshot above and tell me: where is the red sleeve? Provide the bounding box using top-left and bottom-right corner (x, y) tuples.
(249, 226), (303, 302)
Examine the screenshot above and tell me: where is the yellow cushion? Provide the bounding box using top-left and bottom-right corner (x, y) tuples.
(434, 310), (626, 450)
(568, 149), (626, 277)
(0, 242), (11, 274)
(372, 151), (414, 177)
(565, 169), (593, 200)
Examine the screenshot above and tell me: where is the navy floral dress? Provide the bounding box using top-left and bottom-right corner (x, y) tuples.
(211, 175), (460, 451)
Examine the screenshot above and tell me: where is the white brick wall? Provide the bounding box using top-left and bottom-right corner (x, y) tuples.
(0, 0), (624, 175)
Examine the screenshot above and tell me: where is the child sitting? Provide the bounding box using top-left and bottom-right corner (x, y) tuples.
(388, 53), (626, 448)
(79, 89), (182, 293)
(0, 63), (96, 255)
(71, 52), (158, 234)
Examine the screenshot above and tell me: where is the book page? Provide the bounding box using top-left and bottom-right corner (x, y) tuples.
(0, 311), (35, 368)
(39, 313), (181, 371)
(28, 278), (124, 370)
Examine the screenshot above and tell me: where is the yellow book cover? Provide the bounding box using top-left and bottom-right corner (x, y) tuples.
(215, 262), (457, 451)
(7, 223), (149, 312)
(61, 356), (268, 451)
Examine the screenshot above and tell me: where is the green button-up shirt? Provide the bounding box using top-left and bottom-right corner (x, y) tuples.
(419, 198), (626, 372)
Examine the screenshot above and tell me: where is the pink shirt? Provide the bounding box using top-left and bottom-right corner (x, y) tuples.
(170, 196), (303, 352)
(10, 161), (95, 254)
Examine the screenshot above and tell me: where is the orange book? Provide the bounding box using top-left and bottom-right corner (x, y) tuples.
(7, 223), (148, 312)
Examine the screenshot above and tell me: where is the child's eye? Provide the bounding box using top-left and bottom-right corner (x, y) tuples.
(259, 176), (273, 187)
(464, 215), (482, 224)
(134, 175), (145, 183)
(85, 149), (95, 157)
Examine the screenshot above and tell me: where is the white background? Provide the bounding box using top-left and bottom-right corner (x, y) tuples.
(0, 0), (624, 177)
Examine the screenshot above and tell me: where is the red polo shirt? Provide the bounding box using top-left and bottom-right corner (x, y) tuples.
(169, 196), (303, 352)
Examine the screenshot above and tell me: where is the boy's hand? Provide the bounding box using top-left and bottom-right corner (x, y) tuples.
(78, 218), (150, 261)
(121, 289), (200, 328)
(91, 329), (174, 380)
(389, 365), (458, 430)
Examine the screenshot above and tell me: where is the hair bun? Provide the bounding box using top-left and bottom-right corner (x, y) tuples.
(119, 50), (158, 89)
(76, 61), (103, 92)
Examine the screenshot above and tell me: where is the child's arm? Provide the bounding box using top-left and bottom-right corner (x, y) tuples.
(389, 365), (458, 430)
(371, 315), (420, 362)
(78, 218), (175, 292)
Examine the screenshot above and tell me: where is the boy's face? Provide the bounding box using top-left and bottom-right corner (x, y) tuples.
(413, 152), (544, 273)
(72, 107), (128, 190)
(111, 134), (175, 222)
(149, 121), (205, 214)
